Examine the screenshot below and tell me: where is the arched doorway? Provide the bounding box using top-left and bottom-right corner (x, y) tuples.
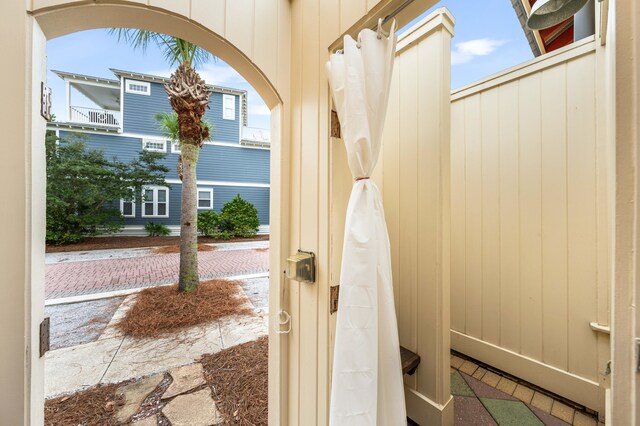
(13, 2), (289, 424)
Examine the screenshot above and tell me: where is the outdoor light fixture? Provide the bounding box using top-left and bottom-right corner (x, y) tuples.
(527, 0), (589, 30)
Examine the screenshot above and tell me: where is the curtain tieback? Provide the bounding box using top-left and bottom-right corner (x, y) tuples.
(355, 177), (370, 182)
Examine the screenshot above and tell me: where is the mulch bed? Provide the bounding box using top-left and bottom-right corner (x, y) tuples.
(46, 234), (269, 253)
(44, 382), (125, 426)
(153, 243), (217, 255)
(201, 336), (268, 425)
(117, 279), (253, 338)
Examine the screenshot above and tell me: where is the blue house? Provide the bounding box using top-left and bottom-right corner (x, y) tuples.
(47, 69), (271, 235)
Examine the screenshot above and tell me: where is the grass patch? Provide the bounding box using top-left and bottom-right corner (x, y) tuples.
(45, 383), (125, 426)
(116, 279), (253, 338)
(201, 336), (268, 425)
(153, 243), (217, 255)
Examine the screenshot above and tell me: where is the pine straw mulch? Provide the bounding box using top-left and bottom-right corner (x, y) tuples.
(46, 234), (269, 253)
(44, 382), (126, 426)
(116, 279), (254, 338)
(153, 243), (217, 255)
(201, 336), (269, 425)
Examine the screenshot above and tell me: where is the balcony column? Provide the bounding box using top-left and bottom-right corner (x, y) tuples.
(65, 80), (70, 122)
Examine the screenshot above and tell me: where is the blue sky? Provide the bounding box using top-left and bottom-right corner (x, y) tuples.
(47, 0), (532, 130)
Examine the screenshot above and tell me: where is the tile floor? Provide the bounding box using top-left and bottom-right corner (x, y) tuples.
(443, 354), (601, 426)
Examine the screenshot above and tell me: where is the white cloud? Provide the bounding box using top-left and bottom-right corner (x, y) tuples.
(451, 38), (507, 65)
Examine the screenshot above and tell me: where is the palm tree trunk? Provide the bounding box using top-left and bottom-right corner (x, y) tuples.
(178, 142), (199, 292)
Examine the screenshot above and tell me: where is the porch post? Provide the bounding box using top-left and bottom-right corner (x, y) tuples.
(379, 9), (455, 426)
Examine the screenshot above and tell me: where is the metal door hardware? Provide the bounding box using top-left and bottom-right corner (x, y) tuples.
(286, 250), (316, 283)
(40, 317), (50, 357)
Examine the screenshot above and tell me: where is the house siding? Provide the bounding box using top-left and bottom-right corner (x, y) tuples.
(121, 183), (270, 226)
(122, 81), (240, 143)
(59, 131), (269, 227)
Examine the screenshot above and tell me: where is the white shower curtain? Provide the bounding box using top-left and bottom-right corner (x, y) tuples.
(326, 23), (406, 426)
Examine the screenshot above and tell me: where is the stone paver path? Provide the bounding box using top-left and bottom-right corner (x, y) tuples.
(46, 248), (269, 299)
(449, 354), (601, 426)
(45, 295), (268, 398)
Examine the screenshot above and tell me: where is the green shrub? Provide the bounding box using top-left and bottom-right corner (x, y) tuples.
(197, 210), (220, 236)
(145, 222), (171, 237)
(219, 194), (260, 238)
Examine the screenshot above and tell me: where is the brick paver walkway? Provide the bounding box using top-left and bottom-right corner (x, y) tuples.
(46, 248), (269, 299)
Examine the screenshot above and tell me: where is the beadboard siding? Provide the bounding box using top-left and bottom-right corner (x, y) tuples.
(122, 183), (270, 226)
(123, 81), (240, 143)
(449, 40), (608, 413)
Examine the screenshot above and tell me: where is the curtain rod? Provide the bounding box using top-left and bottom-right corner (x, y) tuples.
(374, 0), (414, 32)
(333, 0), (414, 53)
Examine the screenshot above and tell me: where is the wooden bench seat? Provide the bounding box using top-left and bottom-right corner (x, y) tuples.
(400, 346), (420, 375)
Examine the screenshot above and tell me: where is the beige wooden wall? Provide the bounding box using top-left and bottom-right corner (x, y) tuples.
(376, 10), (455, 425)
(448, 37), (610, 413)
(4, 0), (443, 425)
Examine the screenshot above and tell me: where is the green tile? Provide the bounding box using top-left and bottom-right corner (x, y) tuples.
(480, 398), (543, 426)
(451, 371), (475, 397)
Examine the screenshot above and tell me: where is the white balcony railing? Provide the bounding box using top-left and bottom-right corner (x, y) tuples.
(69, 106), (121, 127)
(241, 126), (270, 144)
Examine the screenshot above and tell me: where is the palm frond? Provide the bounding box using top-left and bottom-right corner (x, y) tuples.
(155, 112), (180, 142)
(109, 29), (213, 69)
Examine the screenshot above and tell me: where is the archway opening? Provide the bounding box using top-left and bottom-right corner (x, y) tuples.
(30, 3), (284, 425)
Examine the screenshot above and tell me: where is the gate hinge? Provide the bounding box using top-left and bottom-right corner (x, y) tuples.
(330, 285), (340, 314)
(40, 317), (50, 357)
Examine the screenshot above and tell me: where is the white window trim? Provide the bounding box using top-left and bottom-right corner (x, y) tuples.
(142, 138), (167, 153)
(197, 187), (214, 209)
(141, 186), (170, 218)
(222, 94), (235, 120)
(125, 79), (151, 96)
(120, 197), (136, 218)
(171, 141), (181, 154)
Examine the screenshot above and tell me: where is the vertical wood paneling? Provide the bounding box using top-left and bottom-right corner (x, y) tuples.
(190, 0), (226, 36)
(566, 54), (598, 380)
(416, 34), (439, 397)
(253, 0), (279, 81)
(384, 67), (401, 313)
(287, 0), (302, 423)
(397, 46), (419, 356)
(381, 15), (454, 418)
(540, 64), (568, 370)
(339, 0), (366, 34)
(450, 100), (466, 333)
(298, 0), (319, 422)
(480, 89), (501, 345)
(464, 95), (483, 339)
(148, 0), (189, 17)
(518, 73), (543, 360)
(225, 0), (255, 58)
(498, 81), (520, 352)
(450, 46), (607, 408)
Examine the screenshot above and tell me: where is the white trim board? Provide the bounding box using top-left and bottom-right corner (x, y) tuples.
(116, 224), (270, 237)
(165, 178), (270, 188)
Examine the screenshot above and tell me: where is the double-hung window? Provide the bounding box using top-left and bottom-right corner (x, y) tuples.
(171, 141), (181, 154)
(197, 188), (213, 209)
(222, 94), (235, 120)
(120, 188), (135, 218)
(142, 186), (169, 218)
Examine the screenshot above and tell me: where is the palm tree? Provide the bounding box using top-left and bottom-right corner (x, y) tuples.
(112, 29), (213, 293)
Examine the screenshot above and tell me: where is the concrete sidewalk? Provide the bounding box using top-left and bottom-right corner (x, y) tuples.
(46, 246), (269, 299)
(45, 294), (268, 398)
